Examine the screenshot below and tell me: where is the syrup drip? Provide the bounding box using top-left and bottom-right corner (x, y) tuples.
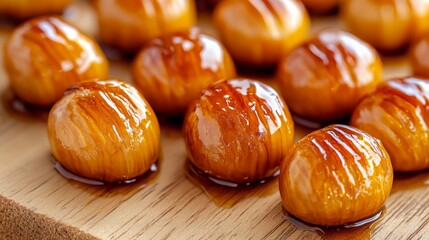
(1, 90), (49, 121)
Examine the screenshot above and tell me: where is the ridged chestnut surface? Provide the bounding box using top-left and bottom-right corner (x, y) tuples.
(343, 0), (429, 51)
(279, 124), (393, 227)
(411, 34), (429, 78)
(213, 0), (310, 67)
(301, 0), (339, 14)
(132, 28), (236, 115)
(94, 0), (197, 53)
(276, 30), (382, 123)
(351, 77), (429, 172)
(0, 0), (73, 19)
(3, 16), (109, 107)
(48, 80), (160, 183)
(184, 79), (294, 183)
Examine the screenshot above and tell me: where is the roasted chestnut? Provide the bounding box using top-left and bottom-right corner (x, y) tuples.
(132, 28), (236, 115)
(213, 0), (310, 67)
(48, 80), (160, 183)
(3, 16), (109, 107)
(276, 30), (382, 124)
(410, 34), (429, 78)
(301, 0), (339, 14)
(279, 124), (393, 227)
(0, 0), (73, 19)
(342, 0), (429, 52)
(184, 78), (295, 184)
(94, 0), (197, 53)
(351, 77), (429, 172)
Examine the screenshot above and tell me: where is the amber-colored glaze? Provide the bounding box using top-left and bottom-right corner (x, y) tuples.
(276, 30), (382, 123)
(184, 78), (294, 183)
(94, 0), (196, 53)
(301, 0), (339, 14)
(342, 0), (429, 52)
(213, 0), (310, 67)
(132, 28), (236, 115)
(279, 124), (393, 227)
(351, 77), (429, 172)
(411, 35), (429, 78)
(0, 0), (73, 19)
(47, 80), (160, 183)
(3, 16), (108, 107)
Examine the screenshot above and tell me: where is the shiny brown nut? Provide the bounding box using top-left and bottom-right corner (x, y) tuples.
(410, 34), (429, 78)
(132, 28), (236, 115)
(279, 124), (393, 227)
(342, 0), (429, 52)
(0, 0), (73, 19)
(213, 0), (310, 67)
(3, 16), (109, 107)
(301, 0), (339, 14)
(48, 80), (160, 183)
(276, 30), (382, 123)
(184, 78), (295, 183)
(94, 0), (197, 53)
(351, 77), (429, 172)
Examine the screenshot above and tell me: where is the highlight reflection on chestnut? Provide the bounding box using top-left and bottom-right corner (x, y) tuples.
(184, 79), (294, 184)
(279, 125), (393, 227)
(351, 77), (429, 172)
(0, 0), (73, 19)
(411, 35), (429, 78)
(276, 30), (382, 124)
(132, 28), (236, 115)
(3, 16), (109, 107)
(48, 80), (160, 183)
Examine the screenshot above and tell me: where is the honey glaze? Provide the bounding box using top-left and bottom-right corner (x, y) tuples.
(1, 90), (49, 121)
(185, 162), (278, 207)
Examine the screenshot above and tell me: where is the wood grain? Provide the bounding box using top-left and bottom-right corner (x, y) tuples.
(0, 1), (428, 239)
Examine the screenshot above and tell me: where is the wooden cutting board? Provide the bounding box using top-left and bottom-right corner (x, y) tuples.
(1, 1), (427, 239)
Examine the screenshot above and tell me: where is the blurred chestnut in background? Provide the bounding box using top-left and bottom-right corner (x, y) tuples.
(351, 77), (429, 172)
(342, 0), (429, 52)
(94, 0), (197, 53)
(3, 16), (108, 107)
(279, 124), (393, 226)
(410, 34), (429, 78)
(48, 80), (160, 183)
(0, 0), (74, 19)
(184, 79), (294, 184)
(132, 28), (236, 115)
(301, 0), (339, 14)
(213, 0), (310, 67)
(276, 30), (382, 124)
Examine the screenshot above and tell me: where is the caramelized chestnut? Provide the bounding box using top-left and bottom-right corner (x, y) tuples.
(410, 34), (429, 78)
(276, 30), (382, 124)
(184, 79), (294, 184)
(3, 16), (108, 107)
(279, 124), (393, 227)
(301, 0), (339, 14)
(351, 77), (429, 172)
(94, 0), (197, 53)
(48, 80), (160, 183)
(342, 0), (429, 52)
(213, 0), (310, 67)
(132, 28), (236, 115)
(0, 0), (73, 19)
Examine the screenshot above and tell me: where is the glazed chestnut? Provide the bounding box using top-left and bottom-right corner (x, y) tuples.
(342, 0), (429, 52)
(410, 34), (429, 78)
(132, 28), (236, 115)
(3, 16), (108, 107)
(184, 79), (294, 183)
(94, 0), (197, 53)
(301, 0), (339, 14)
(0, 0), (73, 19)
(279, 124), (393, 227)
(213, 0), (310, 67)
(351, 77), (429, 172)
(276, 30), (382, 124)
(48, 80), (160, 183)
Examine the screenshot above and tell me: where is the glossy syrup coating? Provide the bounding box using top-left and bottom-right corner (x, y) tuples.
(0, 0), (73, 19)
(342, 0), (429, 52)
(213, 0), (310, 67)
(3, 16), (108, 107)
(279, 124), (393, 227)
(94, 0), (197, 53)
(411, 34), (429, 78)
(276, 30), (382, 123)
(132, 28), (236, 115)
(351, 77), (429, 172)
(184, 79), (295, 183)
(48, 80), (160, 183)
(301, 0), (339, 14)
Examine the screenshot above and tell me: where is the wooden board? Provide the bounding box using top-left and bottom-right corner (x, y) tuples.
(1, 1), (428, 239)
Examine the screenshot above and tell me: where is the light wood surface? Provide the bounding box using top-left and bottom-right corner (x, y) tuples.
(0, 1), (428, 239)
